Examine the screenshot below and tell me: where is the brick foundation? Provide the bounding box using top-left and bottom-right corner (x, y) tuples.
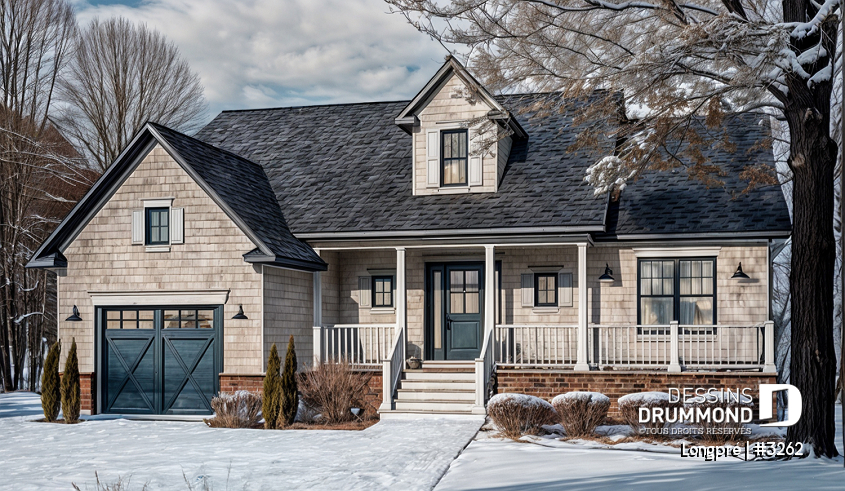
(219, 374), (265, 393)
(495, 368), (776, 416)
(60, 372), (95, 414)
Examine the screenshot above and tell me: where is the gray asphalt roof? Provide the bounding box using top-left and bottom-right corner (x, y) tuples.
(195, 95), (791, 239)
(150, 123), (326, 269)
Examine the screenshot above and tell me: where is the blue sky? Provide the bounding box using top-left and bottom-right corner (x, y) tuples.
(70, 0), (447, 121)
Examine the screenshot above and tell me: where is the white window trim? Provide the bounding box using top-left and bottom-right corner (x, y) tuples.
(525, 266), (572, 313)
(141, 198), (174, 252)
(633, 247), (721, 258)
(361, 269), (397, 312)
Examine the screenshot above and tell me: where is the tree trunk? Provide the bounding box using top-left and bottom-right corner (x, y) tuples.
(786, 108), (839, 458)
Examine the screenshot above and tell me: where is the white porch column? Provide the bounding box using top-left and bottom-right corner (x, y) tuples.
(668, 321), (681, 372)
(484, 245), (495, 335)
(312, 270), (322, 366)
(763, 320), (777, 373)
(575, 243), (590, 371)
(396, 247), (407, 336)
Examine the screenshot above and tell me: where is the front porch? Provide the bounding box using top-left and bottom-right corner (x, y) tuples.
(307, 243), (777, 415)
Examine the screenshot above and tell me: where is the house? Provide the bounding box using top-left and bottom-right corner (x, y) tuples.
(28, 57), (790, 417)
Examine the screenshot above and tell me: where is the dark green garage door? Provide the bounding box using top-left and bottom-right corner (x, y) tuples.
(100, 306), (221, 415)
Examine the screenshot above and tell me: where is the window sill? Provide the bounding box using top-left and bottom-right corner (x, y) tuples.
(145, 245), (171, 253)
(370, 308), (396, 315)
(532, 307), (560, 314)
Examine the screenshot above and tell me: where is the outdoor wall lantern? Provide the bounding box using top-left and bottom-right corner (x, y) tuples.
(598, 264), (615, 283)
(731, 262), (750, 279)
(232, 305), (248, 320)
(66, 305), (82, 322)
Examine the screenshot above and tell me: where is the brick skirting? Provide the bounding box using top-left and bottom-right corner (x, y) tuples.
(59, 372), (95, 414)
(495, 368), (777, 416)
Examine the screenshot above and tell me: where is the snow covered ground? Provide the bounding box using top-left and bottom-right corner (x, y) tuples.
(0, 392), (483, 490)
(435, 408), (845, 490)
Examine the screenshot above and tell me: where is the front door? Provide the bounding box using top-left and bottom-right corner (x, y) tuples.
(428, 263), (484, 360)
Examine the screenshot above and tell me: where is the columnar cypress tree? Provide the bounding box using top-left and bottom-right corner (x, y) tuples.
(263, 344), (281, 429)
(61, 339), (80, 423)
(40, 340), (61, 422)
(279, 335), (298, 427)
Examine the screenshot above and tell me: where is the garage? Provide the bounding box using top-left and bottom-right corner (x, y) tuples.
(99, 306), (222, 415)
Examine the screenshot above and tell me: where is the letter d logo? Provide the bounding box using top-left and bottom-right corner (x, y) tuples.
(759, 384), (802, 427)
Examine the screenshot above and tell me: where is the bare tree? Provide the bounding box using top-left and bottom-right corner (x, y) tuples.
(0, 0), (91, 392)
(387, 0), (841, 456)
(57, 17), (206, 172)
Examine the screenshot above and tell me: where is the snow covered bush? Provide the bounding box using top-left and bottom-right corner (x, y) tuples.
(487, 393), (558, 440)
(685, 390), (753, 444)
(299, 360), (372, 424)
(551, 391), (610, 438)
(618, 391), (680, 436)
(204, 391), (262, 428)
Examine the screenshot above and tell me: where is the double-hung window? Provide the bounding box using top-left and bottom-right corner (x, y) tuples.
(638, 258), (716, 334)
(441, 129), (468, 186)
(146, 207), (170, 245)
(534, 273), (557, 307)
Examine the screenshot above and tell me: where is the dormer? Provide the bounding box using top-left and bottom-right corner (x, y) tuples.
(396, 57), (527, 196)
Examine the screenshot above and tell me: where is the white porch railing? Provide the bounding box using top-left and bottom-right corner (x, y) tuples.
(495, 324), (579, 366)
(475, 328), (495, 409)
(492, 322), (775, 372)
(380, 326), (405, 412)
(320, 324), (396, 367)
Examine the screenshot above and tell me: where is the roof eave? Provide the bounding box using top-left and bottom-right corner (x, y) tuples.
(243, 253), (328, 272)
(26, 252), (67, 269)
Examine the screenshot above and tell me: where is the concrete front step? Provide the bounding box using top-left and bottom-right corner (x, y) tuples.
(403, 371), (475, 381)
(396, 389), (475, 401)
(399, 380), (476, 391)
(394, 400), (476, 412)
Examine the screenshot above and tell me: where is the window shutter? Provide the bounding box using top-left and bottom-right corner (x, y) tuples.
(358, 276), (371, 307)
(426, 129), (439, 188)
(559, 272), (573, 307)
(521, 273), (534, 307)
(132, 209), (143, 244)
(171, 208), (184, 244)
(468, 128), (482, 186)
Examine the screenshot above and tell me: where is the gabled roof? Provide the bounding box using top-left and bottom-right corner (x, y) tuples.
(197, 95), (790, 241)
(197, 93), (610, 237)
(394, 56), (527, 139)
(28, 123), (326, 272)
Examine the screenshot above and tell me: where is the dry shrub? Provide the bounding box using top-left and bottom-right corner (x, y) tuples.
(618, 391), (680, 436)
(299, 360), (372, 424)
(487, 393), (558, 440)
(203, 391), (262, 428)
(552, 391), (610, 438)
(687, 390), (752, 444)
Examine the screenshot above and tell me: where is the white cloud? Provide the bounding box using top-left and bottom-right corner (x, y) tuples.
(71, 0), (447, 119)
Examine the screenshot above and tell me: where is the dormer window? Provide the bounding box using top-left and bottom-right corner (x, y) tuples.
(146, 207), (170, 245)
(441, 129), (468, 186)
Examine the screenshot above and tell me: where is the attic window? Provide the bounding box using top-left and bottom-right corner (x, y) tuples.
(441, 130), (468, 186)
(145, 208), (169, 245)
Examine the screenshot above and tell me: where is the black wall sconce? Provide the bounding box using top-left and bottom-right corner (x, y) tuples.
(232, 305), (248, 320)
(66, 305), (82, 322)
(731, 262), (750, 279)
(599, 264), (615, 283)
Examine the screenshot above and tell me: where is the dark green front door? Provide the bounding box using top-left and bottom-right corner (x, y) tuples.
(428, 263), (484, 360)
(101, 306), (221, 415)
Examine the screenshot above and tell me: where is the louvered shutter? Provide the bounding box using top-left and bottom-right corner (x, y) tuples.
(358, 276), (371, 307)
(171, 208), (184, 244)
(521, 273), (534, 307)
(468, 128), (482, 186)
(426, 129), (439, 187)
(132, 210), (143, 244)
(559, 272), (573, 307)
